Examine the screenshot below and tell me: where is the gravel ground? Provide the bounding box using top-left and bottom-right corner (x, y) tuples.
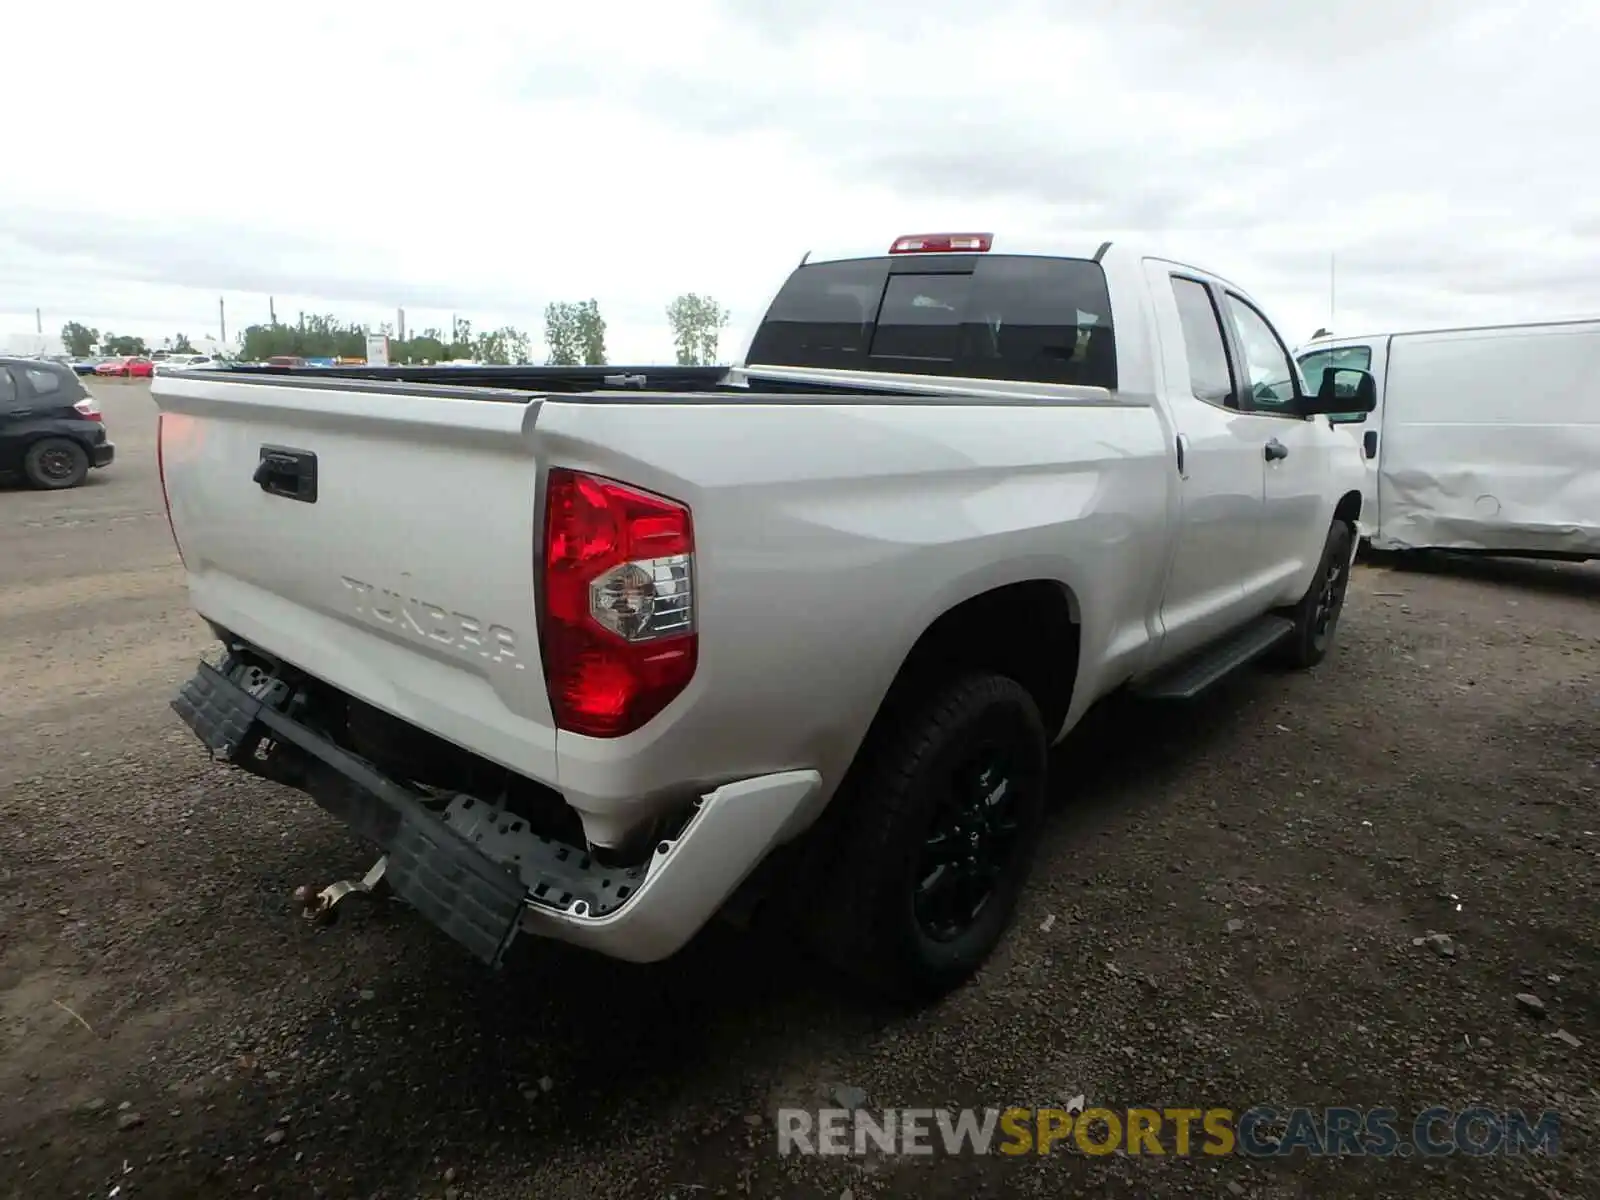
(1, 381), (1596, 1200)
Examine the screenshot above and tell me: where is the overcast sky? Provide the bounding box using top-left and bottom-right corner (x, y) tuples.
(4, 0), (1598, 361)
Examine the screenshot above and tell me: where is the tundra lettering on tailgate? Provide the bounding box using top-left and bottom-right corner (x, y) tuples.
(340, 576), (523, 669)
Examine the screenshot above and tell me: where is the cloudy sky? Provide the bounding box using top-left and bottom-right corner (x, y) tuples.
(4, 0), (1597, 361)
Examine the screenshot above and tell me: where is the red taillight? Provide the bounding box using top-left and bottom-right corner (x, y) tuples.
(541, 468), (697, 738)
(72, 397), (103, 422)
(889, 232), (994, 254)
(156, 413), (186, 568)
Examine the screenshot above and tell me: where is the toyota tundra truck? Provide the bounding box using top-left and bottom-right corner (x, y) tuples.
(153, 234), (1377, 1001)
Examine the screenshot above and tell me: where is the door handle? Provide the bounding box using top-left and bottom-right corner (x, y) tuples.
(1175, 433), (1189, 478)
(254, 445), (318, 503)
(1264, 438), (1289, 462)
(1363, 430), (1378, 460)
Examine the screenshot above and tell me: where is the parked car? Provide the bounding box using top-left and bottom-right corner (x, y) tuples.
(70, 357), (106, 376)
(0, 356), (116, 488)
(154, 233), (1374, 1001)
(94, 356), (154, 379)
(1296, 320), (1600, 560)
(153, 354), (227, 375)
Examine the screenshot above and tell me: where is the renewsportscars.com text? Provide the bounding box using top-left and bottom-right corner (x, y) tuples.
(776, 1106), (1562, 1158)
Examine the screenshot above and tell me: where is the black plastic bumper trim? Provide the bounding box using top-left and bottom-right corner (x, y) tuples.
(170, 661), (526, 967)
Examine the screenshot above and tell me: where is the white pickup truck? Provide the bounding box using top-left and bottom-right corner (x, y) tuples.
(155, 233), (1375, 1001)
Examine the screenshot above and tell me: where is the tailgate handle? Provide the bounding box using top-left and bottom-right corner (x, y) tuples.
(254, 445), (318, 503)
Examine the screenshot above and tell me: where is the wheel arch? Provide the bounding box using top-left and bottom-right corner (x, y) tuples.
(867, 575), (1082, 755)
(1333, 488), (1362, 529)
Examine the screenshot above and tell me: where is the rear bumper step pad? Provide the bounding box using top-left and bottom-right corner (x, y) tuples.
(173, 660), (534, 967)
(172, 656), (824, 967)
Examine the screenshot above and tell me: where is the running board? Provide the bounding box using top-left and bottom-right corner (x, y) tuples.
(1132, 615), (1295, 700)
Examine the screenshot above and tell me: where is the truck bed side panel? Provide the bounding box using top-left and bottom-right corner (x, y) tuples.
(530, 395), (1173, 830)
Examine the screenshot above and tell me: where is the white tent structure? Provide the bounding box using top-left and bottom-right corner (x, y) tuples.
(2, 332), (67, 357)
(187, 335), (241, 359)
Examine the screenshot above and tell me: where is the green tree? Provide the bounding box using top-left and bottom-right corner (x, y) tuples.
(102, 333), (148, 356)
(172, 333), (197, 353)
(239, 314), (368, 361)
(397, 327), (449, 363)
(449, 318), (474, 360)
(235, 315), (532, 365)
(472, 325), (534, 365)
(575, 300), (606, 366)
(544, 300), (607, 366)
(544, 302), (582, 365)
(666, 293), (730, 366)
(61, 322), (99, 357)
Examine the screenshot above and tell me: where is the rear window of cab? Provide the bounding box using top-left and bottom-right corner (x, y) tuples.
(747, 254), (1118, 389)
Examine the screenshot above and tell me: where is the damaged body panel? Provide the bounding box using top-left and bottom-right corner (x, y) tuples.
(172, 649), (819, 966)
(1296, 318), (1600, 560)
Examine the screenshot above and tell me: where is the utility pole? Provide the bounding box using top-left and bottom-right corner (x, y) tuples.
(35, 308), (42, 334)
(397, 307), (406, 342)
(1330, 253), (1337, 327)
(269, 296), (277, 325)
(219, 297), (227, 344)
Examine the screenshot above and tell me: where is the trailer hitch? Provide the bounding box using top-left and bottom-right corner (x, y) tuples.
(295, 855), (389, 925)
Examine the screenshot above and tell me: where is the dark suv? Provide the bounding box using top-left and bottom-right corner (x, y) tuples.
(0, 357), (116, 489)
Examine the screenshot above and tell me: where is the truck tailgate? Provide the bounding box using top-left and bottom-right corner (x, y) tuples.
(153, 374), (559, 785)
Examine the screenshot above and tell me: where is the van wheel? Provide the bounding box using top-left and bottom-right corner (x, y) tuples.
(806, 672), (1049, 1004)
(1275, 519), (1355, 669)
(24, 438), (90, 490)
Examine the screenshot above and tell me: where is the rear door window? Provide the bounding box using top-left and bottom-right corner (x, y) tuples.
(25, 366), (62, 395)
(747, 254), (1118, 388)
(26, 365), (88, 401)
(1170, 276), (1237, 407)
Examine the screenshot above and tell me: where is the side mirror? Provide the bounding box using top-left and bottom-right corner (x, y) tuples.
(1301, 366), (1376, 420)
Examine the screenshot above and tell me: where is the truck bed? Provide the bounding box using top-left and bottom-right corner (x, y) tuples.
(212, 363), (733, 393)
(182, 362), (1137, 404)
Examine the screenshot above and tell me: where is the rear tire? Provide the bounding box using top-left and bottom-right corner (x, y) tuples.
(1274, 519), (1354, 669)
(23, 438), (90, 490)
(804, 672), (1049, 1004)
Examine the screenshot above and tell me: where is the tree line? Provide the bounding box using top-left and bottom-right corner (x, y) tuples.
(61, 323), (164, 357)
(58, 293), (732, 366)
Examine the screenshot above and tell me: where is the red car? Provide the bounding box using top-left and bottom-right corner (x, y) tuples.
(94, 356), (154, 379)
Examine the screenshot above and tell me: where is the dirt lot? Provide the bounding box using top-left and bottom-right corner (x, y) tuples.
(1, 380), (1596, 1200)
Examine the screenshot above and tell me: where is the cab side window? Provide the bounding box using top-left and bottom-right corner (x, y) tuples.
(0, 368), (17, 408)
(1170, 276), (1236, 407)
(1221, 294), (1299, 413)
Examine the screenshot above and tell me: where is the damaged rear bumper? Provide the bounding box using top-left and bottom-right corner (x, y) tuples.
(170, 658), (820, 968)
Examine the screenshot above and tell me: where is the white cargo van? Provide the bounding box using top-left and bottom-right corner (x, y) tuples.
(1296, 320), (1600, 560)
